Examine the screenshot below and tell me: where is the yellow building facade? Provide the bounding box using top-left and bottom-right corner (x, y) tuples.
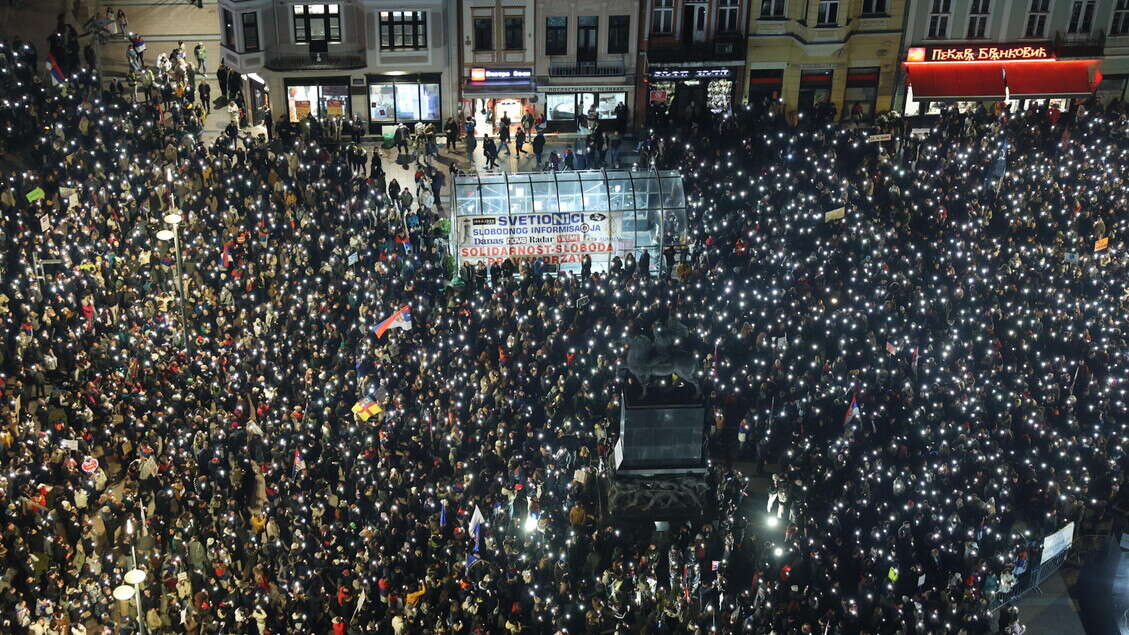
(745, 0), (907, 121)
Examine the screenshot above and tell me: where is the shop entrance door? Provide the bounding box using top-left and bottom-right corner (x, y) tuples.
(494, 98), (525, 134)
(683, 3), (707, 44)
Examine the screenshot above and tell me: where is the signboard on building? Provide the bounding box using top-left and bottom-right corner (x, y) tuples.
(649, 67), (733, 80)
(468, 67), (533, 85)
(907, 43), (1053, 63)
(456, 212), (612, 266)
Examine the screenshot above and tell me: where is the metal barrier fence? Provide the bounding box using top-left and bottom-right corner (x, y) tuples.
(989, 533), (1115, 612)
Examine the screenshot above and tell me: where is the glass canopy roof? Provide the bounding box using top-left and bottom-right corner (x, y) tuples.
(448, 170), (688, 273)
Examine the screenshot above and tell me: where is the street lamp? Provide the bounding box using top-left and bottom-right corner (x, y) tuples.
(124, 518), (147, 634)
(157, 212), (192, 356)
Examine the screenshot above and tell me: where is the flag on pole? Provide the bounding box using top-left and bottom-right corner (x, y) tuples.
(468, 505), (485, 537)
(465, 551), (480, 575)
(351, 397), (383, 422)
(885, 342), (897, 355)
(468, 504), (485, 552)
(374, 305), (412, 339)
(439, 501), (447, 527)
(844, 394), (861, 425)
(292, 448), (305, 475)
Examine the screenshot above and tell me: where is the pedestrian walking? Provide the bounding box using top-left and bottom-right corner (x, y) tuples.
(483, 134), (498, 169)
(532, 130), (545, 166)
(464, 132), (477, 164)
(194, 42), (206, 75)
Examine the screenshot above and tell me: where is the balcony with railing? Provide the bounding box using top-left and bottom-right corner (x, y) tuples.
(549, 60), (627, 77)
(1055, 29), (1105, 58)
(264, 49), (366, 71)
(645, 36), (745, 63)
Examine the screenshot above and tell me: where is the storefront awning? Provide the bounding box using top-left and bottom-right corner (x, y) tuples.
(1004, 60), (1101, 98)
(904, 63), (1006, 101)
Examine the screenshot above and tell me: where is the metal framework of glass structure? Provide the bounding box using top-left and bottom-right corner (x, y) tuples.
(449, 170), (688, 272)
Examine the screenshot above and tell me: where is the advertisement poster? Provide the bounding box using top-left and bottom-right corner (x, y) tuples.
(327, 99), (344, 117)
(294, 100), (311, 120)
(456, 211), (612, 268)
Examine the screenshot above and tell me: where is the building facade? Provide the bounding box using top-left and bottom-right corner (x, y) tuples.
(457, 0), (538, 134)
(639, 0), (749, 123)
(216, 0), (458, 134)
(745, 0), (907, 122)
(532, 0), (641, 132)
(898, 0), (1124, 116)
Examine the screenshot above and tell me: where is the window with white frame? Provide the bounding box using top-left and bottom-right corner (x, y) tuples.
(719, 0), (740, 32)
(967, 0), (990, 38)
(653, 0), (673, 34)
(1068, 0), (1095, 33)
(927, 0), (951, 39)
(816, 0), (838, 25)
(1112, 0), (1129, 36)
(760, 0), (786, 19)
(1025, 0), (1049, 38)
(293, 4), (341, 43)
(862, 0), (887, 15)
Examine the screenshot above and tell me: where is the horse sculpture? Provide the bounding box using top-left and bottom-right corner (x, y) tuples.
(622, 318), (699, 397)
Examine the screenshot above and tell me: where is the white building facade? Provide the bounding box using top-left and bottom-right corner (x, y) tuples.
(457, 0), (538, 134)
(216, 0), (458, 135)
(532, 0), (641, 132)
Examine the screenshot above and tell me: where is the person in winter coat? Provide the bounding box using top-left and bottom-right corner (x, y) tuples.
(532, 131), (546, 166)
(483, 135), (498, 169)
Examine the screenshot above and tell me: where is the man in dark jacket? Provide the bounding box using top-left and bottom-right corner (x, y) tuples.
(483, 135), (498, 169)
(532, 131), (546, 166)
(514, 128), (526, 157)
(198, 81), (211, 114)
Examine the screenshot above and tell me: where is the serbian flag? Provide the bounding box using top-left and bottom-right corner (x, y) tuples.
(47, 53), (65, 84)
(221, 241), (235, 268)
(292, 448), (306, 475)
(351, 397), (382, 422)
(844, 394), (860, 425)
(374, 305), (411, 339)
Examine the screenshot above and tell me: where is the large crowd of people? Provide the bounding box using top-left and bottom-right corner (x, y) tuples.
(0, 14), (1128, 633)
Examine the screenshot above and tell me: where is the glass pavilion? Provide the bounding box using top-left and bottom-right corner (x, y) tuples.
(449, 170), (688, 273)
